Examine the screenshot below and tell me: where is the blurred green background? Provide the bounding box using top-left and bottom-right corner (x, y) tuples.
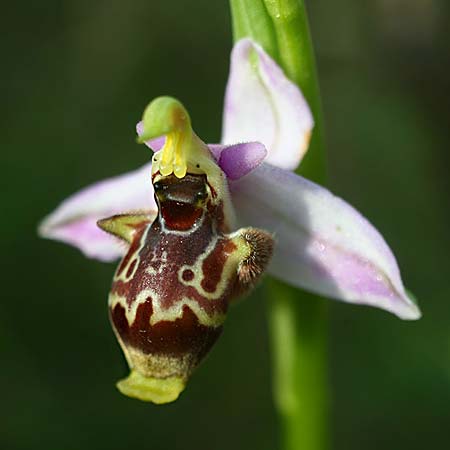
(2, 0), (449, 449)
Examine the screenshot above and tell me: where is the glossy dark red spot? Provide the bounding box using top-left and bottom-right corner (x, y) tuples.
(161, 201), (202, 231)
(182, 269), (194, 282)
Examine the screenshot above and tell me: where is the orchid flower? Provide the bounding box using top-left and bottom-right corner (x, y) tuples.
(39, 38), (421, 402)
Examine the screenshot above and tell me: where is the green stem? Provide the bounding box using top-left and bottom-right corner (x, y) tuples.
(264, 0), (326, 183)
(230, 1), (329, 450)
(230, 0), (279, 60)
(267, 282), (328, 450)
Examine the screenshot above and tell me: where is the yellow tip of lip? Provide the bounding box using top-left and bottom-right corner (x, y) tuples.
(116, 370), (186, 404)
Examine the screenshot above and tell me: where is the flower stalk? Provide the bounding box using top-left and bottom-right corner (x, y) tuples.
(230, 1), (329, 449)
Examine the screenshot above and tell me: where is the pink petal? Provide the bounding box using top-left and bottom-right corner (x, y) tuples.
(136, 121), (166, 151)
(231, 163), (421, 320)
(209, 142), (267, 180)
(39, 164), (156, 261)
(222, 38), (314, 171)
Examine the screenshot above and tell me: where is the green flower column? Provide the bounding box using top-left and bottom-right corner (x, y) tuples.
(230, 1), (329, 450)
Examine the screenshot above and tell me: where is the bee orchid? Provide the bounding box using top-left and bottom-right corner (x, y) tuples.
(39, 38), (420, 403)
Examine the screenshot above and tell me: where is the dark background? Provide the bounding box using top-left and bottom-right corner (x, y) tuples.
(2, 1), (449, 449)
